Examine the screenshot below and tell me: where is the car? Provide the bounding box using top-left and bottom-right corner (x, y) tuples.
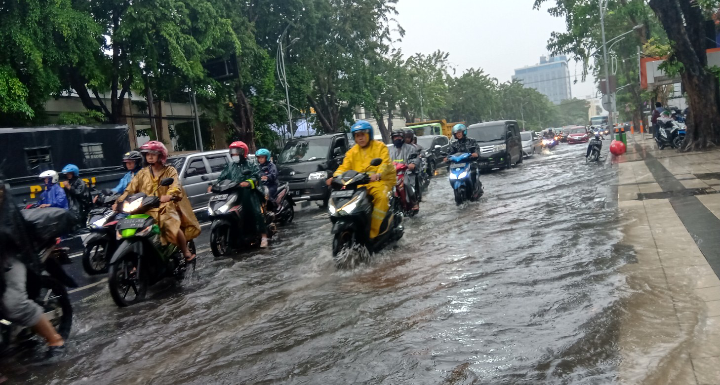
(415, 134), (451, 175)
(167, 149), (257, 212)
(521, 131), (541, 157)
(276, 134), (350, 204)
(466, 120), (523, 171)
(566, 126), (590, 144)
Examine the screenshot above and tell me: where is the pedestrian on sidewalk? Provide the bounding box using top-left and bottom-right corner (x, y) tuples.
(651, 102), (665, 139)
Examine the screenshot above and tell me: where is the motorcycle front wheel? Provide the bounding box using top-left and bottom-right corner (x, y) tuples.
(210, 224), (231, 257)
(333, 231), (363, 269)
(82, 241), (109, 275)
(108, 252), (148, 307)
(454, 187), (464, 206)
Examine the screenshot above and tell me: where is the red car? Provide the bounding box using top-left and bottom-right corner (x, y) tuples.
(566, 127), (589, 144)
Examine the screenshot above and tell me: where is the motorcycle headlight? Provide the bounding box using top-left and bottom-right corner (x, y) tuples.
(493, 144), (506, 152)
(91, 215), (109, 229)
(458, 170), (468, 179)
(308, 171), (328, 181)
(122, 199), (142, 213)
(215, 195), (237, 214)
(341, 196), (361, 214)
(449, 173), (458, 180)
(328, 199), (337, 215)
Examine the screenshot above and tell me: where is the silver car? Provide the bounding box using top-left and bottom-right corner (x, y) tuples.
(521, 131), (541, 157)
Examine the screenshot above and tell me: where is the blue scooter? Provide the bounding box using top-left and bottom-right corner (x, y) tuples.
(447, 152), (483, 205)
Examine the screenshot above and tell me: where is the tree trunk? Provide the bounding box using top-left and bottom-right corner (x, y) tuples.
(231, 87), (256, 151)
(375, 109), (388, 143)
(307, 95), (333, 133)
(386, 107), (394, 142)
(649, 0), (720, 149)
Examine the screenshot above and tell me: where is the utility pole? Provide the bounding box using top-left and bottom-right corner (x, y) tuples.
(191, 91), (203, 151)
(599, 0), (613, 126)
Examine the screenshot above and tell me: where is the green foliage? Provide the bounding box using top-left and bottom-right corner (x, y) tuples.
(56, 110), (105, 125)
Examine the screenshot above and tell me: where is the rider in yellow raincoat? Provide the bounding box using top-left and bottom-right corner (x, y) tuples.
(117, 141), (201, 261)
(329, 121), (396, 239)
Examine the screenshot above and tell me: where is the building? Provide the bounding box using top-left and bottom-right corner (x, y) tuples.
(513, 56), (572, 105)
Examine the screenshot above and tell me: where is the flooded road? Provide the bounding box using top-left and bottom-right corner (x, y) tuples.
(22, 142), (631, 384)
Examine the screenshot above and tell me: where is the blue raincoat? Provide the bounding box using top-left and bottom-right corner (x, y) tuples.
(111, 171), (137, 194)
(37, 183), (68, 209)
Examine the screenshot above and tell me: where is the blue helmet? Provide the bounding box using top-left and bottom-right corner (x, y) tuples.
(256, 148), (271, 158)
(452, 124), (467, 137)
(351, 120), (374, 141)
(61, 164), (80, 176)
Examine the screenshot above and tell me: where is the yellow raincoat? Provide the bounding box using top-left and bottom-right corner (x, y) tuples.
(334, 140), (396, 239)
(118, 166), (201, 245)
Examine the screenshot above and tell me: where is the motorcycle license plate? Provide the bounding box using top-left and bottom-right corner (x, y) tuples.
(211, 194), (228, 201)
(452, 163), (466, 168)
(117, 218), (147, 230)
(331, 190), (354, 198)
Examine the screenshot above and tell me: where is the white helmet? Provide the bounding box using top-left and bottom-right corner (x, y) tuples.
(39, 170), (59, 184)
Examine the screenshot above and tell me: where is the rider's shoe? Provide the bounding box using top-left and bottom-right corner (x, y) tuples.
(260, 237), (269, 248)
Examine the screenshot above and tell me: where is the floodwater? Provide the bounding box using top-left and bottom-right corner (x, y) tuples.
(21, 142), (634, 384)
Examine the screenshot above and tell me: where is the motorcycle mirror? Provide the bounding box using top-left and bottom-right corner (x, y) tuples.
(160, 178), (174, 186)
(370, 158), (382, 167)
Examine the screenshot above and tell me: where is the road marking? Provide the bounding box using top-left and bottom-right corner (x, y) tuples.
(68, 278), (108, 294)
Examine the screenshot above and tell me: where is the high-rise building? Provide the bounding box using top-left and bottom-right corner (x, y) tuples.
(513, 56), (572, 105)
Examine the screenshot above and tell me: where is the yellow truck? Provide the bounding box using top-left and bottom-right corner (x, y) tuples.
(406, 120), (464, 138)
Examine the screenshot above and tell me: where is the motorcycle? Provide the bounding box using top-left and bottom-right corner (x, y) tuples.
(655, 119), (685, 150)
(541, 137), (558, 149)
(393, 162), (418, 217)
(447, 152), (483, 206)
(208, 178), (277, 257)
(107, 178), (196, 307)
(328, 158), (404, 268)
(81, 190), (122, 274)
(2, 208), (77, 350)
(586, 137), (603, 163)
(263, 182), (295, 225)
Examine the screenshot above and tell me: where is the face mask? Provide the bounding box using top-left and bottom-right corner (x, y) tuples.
(393, 138), (403, 147)
(231, 156), (241, 164)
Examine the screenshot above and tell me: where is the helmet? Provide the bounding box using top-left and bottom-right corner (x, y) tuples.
(452, 124), (467, 137)
(391, 128), (405, 138)
(39, 170), (59, 184)
(256, 148), (271, 158)
(404, 128), (415, 140)
(122, 151), (143, 170)
(61, 164), (80, 176)
(350, 120), (374, 141)
(229, 141), (249, 158)
(139, 141), (168, 164)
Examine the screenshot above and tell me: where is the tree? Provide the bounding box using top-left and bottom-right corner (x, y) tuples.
(647, 0), (720, 149)
(446, 68), (497, 125)
(555, 98), (590, 126)
(404, 51), (452, 122)
(0, 0), (101, 125)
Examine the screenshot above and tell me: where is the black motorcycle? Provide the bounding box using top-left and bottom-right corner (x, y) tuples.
(328, 158), (404, 268)
(1, 208), (77, 349)
(208, 178), (277, 257)
(586, 137), (603, 163)
(82, 190), (122, 274)
(107, 178), (195, 307)
(263, 182), (295, 225)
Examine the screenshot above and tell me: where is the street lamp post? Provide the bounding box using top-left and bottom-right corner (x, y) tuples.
(277, 27), (300, 143)
(599, 0), (613, 126)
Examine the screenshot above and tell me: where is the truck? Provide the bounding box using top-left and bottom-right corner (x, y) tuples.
(1, 125), (131, 203)
(406, 120), (465, 138)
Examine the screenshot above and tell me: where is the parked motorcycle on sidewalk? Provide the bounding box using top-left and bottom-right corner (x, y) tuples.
(328, 158), (404, 268)
(81, 190), (122, 274)
(208, 177), (277, 257)
(655, 119), (685, 150)
(107, 178), (196, 307)
(2, 208), (77, 349)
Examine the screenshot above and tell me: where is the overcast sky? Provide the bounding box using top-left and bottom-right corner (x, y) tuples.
(392, 0), (598, 100)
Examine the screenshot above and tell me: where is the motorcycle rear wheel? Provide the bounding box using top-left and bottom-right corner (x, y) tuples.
(108, 252), (148, 307)
(673, 135), (684, 149)
(82, 241), (109, 275)
(210, 224), (231, 257)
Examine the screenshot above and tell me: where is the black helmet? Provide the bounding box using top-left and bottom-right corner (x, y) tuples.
(122, 150), (143, 171)
(391, 128), (405, 138)
(404, 128), (415, 140)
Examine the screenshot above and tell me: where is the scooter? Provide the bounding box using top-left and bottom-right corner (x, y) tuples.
(2, 208), (77, 349)
(656, 119), (683, 149)
(447, 152), (483, 206)
(328, 158), (404, 268)
(208, 178), (277, 257)
(107, 178), (195, 307)
(263, 182), (295, 225)
(82, 190), (122, 274)
(586, 137), (603, 163)
(393, 162), (418, 217)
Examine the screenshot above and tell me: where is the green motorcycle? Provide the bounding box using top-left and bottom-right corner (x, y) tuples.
(107, 178), (195, 307)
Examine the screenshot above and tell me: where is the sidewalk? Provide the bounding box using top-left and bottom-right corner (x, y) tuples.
(615, 132), (720, 384)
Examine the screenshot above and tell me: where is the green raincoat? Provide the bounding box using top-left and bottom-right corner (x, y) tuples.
(216, 160), (267, 234)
